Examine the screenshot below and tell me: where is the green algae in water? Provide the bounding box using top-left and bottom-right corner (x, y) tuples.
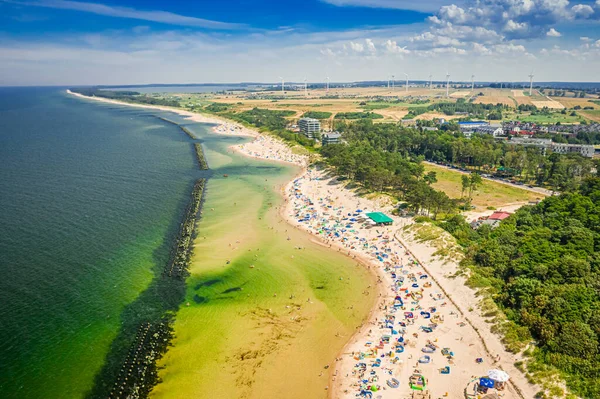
(151, 125), (377, 399)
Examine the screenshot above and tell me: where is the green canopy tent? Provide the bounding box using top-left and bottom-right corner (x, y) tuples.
(366, 212), (393, 225)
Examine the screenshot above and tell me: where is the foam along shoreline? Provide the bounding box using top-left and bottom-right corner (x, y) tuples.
(67, 90), (535, 398)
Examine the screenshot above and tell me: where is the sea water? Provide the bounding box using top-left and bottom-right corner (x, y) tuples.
(0, 88), (375, 399)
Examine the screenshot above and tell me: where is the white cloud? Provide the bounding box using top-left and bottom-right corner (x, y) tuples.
(572, 4), (595, 18)
(365, 38), (377, 53)
(438, 4), (472, 24)
(505, 20), (528, 33)
(384, 39), (410, 54)
(319, 0), (461, 13)
(547, 28), (562, 37)
(595, 40), (600, 48)
(580, 37), (592, 42)
(349, 41), (364, 53)
(472, 43), (491, 54)
(7, 0), (245, 29)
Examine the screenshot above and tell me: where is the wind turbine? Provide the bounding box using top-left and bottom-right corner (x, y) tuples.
(326, 76), (330, 92)
(528, 71), (534, 95)
(279, 76), (284, 95)
(392, 75), (395, 89)
(429, 74), (433, 90)
(304, 78), (308, 97)
(446, 72), (451, 97)
(404, 73), (409, 93)
(387, 75), (390, 89)
(471, 74), (475, 92)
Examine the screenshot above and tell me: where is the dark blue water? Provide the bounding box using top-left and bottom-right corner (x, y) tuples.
(0, 88), (199, 398)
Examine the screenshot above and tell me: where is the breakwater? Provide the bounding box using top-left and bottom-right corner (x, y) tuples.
(194, 143), (209, 170)
(164, 179), (206, 278)
(157, 116), (197, 140)
(88, 178), (207, 399)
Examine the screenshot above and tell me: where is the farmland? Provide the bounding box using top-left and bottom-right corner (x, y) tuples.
(163, 85), (600, 125)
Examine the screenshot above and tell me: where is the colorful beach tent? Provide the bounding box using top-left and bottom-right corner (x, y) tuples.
(365, 212), (393, 225)
(479, 377), (495, 388)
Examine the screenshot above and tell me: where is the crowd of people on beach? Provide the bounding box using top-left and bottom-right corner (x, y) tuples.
(284, 168), (511, 398)
(210, 118), (514, 398)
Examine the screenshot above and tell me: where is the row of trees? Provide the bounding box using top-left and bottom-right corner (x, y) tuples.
(334, 120), (597, 191)
(428, 99), (508, 117)
(439, 178), (600, 397)
(320, 143), (457, 218)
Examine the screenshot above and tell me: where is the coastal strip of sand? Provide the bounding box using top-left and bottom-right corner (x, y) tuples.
(67, 90), (537, 398)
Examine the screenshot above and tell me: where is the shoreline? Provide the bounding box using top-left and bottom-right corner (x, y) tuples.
(67, 90), (536, 398)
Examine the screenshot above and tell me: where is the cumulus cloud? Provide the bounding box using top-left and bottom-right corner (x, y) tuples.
(348, 41), (364, 53)
(580, 37), (592, 42)
(365, 38), (377, 53)
(572, 4), (595, 18)
(547, 28), (562, 37)
(384, 39), (410, 54)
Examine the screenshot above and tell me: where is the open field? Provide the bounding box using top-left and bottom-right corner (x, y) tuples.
(551, 98), (600, 109)
(505, 112), (584, 124)
(449, 90), (472, 98)
(580, 109), (600, 122)
(473, 95), (517, 106)
(531, 98), (565, 109)
(424, 163), (544, 210)
(170, 86), (600, 125)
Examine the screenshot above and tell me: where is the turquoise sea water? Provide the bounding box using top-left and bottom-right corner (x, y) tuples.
(0, 88), (204, 398)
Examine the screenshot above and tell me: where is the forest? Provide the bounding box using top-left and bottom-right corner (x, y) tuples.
(428, 99), (508, 119)
(320, 134), (457, 218)
(438, 179), (600, 398)
(69, 88), (180, 107)
(333, 120), (597, 191)
(302, 111), (332, 119)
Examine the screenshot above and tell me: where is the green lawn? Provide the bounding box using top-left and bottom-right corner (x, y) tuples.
(505, 112), (584, 124)
(424, 164), (544, 210)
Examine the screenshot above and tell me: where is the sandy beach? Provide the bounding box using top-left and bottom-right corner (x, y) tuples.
(67, 90), (537, 398)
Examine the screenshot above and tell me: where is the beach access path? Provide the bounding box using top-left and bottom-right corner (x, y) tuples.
(67, 90), (539, 398)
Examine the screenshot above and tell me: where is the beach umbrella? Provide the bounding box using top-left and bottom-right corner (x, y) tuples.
(487, 369), (510, 382)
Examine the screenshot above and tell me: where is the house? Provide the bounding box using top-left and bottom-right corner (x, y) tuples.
(298, 118), (321, 139)
(482, 211), (512, 228)
(321, 132), (342, 146)
(475, 126), (504, 137)
(422, 126), (439, 132)
(489, 211), (512, 221)
(551, 143), (595, 158)
(458, 121), (489, 132)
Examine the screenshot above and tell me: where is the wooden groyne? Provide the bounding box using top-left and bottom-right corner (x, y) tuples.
(194, 143), (209, 170)
(158, 116), (197, 139)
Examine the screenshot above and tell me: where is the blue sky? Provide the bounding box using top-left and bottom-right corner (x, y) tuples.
(1, 0), (600, 85)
